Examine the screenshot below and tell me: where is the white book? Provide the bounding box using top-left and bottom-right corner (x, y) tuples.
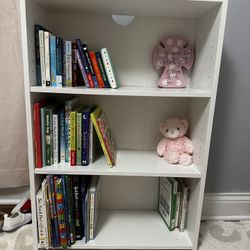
(39, 30), (46, 87)
(52, 113), (58, 164)
(44, 31), (50, 86)
(41, 179), (49, 248)
(100, 48), (118, 89)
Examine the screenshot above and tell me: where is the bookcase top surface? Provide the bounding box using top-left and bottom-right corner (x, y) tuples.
(36, 0), (223, 18)
(34, 150), (201, 178)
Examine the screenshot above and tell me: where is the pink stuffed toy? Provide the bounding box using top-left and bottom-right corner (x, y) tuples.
(157, 118), (194, 166)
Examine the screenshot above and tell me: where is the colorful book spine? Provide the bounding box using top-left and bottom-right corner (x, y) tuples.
(50, 34), (57, 87)
(59, 109), (65, 163)
(33, 103), (42, 168)
(54, 177), (68, 247)
(35, 25), (42, 86)
(52, 113), (59, 164)
(75, 50), (89, 88)
(76, 110), (82, 165)
(89, 51), (105, 88)
(72, 176), (83, 240)
(44, 31), (51, 86)
(72, 42), (78, 87)
(63, 40), (72, 86)
(100, 48), (118, 88)
(70, 111), (77, 166)
(38, 30), (46, 87)
(56, 37), (63, 87)
(44, 180), (52, 248)
(90, 107), (113, 167)
(65, 176), (76, 244)
(75, 38), (94, 88)
(95, 51), (110, 88)
(82, 43), (98, 88)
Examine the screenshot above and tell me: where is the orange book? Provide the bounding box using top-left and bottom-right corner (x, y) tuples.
(89, 51), (105, 88)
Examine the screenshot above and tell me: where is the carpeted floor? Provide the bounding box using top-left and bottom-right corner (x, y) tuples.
(0, 221), (250, 250)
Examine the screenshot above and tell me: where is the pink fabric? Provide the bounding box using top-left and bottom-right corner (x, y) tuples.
(0, 0), (29, 187)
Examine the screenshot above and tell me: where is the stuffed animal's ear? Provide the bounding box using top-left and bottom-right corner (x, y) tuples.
(159, 122), (164, 132)
(181, 119), (189, 129)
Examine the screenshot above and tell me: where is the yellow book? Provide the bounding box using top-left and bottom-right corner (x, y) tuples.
(90, 107), (113, 167)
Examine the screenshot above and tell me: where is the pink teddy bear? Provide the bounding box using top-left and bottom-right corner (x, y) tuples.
(157, 118), (194, 166)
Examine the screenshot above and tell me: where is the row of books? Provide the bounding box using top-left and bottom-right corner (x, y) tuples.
(33, 97), (117, 168)
(158, 177), (189, 232)
(35, 25), (118, 89)
(36, 175), (101, 248)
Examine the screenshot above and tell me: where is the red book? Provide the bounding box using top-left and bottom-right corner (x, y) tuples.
(89, 51), (105, 88)
(33, 103), (42, 168)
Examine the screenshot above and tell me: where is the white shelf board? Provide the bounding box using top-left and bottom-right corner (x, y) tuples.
(30, 86), (211, 98)
(36, 0), (222, 18)
(66, 210), (192, 249)
(34, 150), (201, 178)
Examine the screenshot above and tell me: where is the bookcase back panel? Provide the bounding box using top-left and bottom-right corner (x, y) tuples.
(100, 176), (159, 210)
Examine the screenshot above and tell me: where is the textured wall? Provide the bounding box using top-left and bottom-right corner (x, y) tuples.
(206, 0), (250, 193)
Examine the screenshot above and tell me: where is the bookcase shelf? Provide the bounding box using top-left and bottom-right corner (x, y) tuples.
(34, 150), (201, 178)
(30, 86), (212, 98)
(20, 0), (228, 249)
(63, 210), (193, 249)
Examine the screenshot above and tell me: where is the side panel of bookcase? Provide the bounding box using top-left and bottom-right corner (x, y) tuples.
(20, 0), (49, 249)
(186, 2), (228, 249)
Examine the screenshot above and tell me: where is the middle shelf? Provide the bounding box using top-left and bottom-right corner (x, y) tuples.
(34, 149), (201, 178)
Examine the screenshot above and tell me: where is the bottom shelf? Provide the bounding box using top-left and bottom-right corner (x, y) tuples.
(66, 210), (193, 249)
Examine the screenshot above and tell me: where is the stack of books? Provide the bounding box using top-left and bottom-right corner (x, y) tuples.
(158, 177), (189, 232)
(36, 175), (100, 248)
(33, 97), (117, 168)
(35, 25), (118, 88)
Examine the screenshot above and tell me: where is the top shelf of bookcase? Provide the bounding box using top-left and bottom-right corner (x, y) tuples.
(30, 86), (211, 98)
(36, 0), (223, 18)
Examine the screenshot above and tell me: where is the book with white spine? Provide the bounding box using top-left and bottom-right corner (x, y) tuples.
(38, 30), (46, 87)
(44, 31), (51, 86)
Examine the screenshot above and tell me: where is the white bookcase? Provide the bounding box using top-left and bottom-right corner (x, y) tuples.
(20, 0), (228, 249)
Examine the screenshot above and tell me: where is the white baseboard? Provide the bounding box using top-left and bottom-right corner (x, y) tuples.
(0, 186), (30, 205)
(202, 193), (250, 221)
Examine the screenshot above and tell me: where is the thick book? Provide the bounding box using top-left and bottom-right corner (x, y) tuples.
(95, 51), (110, 88)
(75, 38), (94, 88)
(50, 34), (57, 87)
(82, 43), (98, 88)
(100, 48), (118, 88)
(89, 51), (105, 88)
(158, 177), (178, 231)
(44, 31), (51, 86)
(54, 176), (68, 247)
(63, 40), (72, 86)
(72, 176), (83, 240)
(56, 37), (63, 87)
(90, 107), (113, 167)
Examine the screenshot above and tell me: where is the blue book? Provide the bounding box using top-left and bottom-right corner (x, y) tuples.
(59, 109), (65, 163)
(95, 51), (110, 88)
(82, 106), (92, 166)
(82, 43), (99, 88)
(56, 37), (63, 87)
(50, 34), (57, 87)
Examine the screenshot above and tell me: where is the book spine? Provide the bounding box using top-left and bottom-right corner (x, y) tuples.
(75, 50), (89, 88)
(41, 180), (49, 248)
(84, 190), (90, 243)
(64, 101), (69, 163)
(66, 176), (76, 244)
(170, 178), (178, 230)
(82, 44), (98, 88)
(56, 37), (63, 87)
(39, 30), (46, 87)
(95, 51), (110, 88)
(100, 48), (118, 88)
(63, 41), (72, 86)
(33, 103), (42, 168)
(70, 111), (76, 166)
(40, 108), (46, 167)
(88, 120), (93, 164)
(35, 25), (41, 86)
(89, 191), (95, 240)
(44, 183), (52, 248)
(72, 176), (83, 240)
(45, 109), (51, 166)
(72, 42), (78, 87)
(90, 112), (112, 167)
(82, 111), (90, 166)
(44, 31), (51, 86)
(36, 190), (48, 248)
(59, 110), (65, 163)
(75, 38), (94, 88)
(52, 113), (59, 164)
(50, 34), (57, 87)
(89, 51), (105, 88)
(175, 190), (181, 228)
(76, 112), (82, 165)
(179, 186), (189, 232)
